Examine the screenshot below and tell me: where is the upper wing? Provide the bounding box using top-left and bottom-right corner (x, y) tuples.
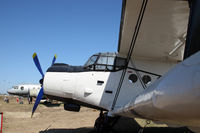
(114, 0), (200, 129)
(118, 0), (189, 62)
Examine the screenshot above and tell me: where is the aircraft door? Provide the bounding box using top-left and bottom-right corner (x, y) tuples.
(98, 71), (122, 110)
(75, 71), (122, 110)
(75, 72), (97, 103)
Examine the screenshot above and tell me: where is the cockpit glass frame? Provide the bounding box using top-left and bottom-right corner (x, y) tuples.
(13, 86), (18, 89)
(95, 56), (115, 71)
(84, 55), (98, 67)
(84, 53), (126, 72)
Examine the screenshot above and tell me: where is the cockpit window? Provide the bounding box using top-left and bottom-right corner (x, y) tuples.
(96, 56), (115, 70)
(97, 56), (107, 64)
(115, 57), (126, 70)
(84, 55), (98, 67)
(107, 57), (115, 65)
(84, 53), (126, 71)
(13, 86), (18, 89)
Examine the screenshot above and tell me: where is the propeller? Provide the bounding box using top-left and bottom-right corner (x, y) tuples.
(31, 87), (44, 118)
(31, 53), (57, 117)
(51, 54), (57, 66)
(32, 53), (44, 78)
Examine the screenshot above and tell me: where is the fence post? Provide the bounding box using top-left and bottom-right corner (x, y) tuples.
(0, 112), (3, 133)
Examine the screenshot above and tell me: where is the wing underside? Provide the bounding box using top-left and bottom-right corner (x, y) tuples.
(118, 0), (189, 62)
(114, 0), (200, 129)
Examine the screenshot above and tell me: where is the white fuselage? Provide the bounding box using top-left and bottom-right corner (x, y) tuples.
(43, 58), (175, 111)
(7, 84), (41, 97)
(41, 51), (200, 132)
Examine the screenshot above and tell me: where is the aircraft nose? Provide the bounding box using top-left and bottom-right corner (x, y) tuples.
(7, 89), (14, 94)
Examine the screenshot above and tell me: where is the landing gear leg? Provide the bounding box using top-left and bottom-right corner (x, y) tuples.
(93, 111), (120, 133)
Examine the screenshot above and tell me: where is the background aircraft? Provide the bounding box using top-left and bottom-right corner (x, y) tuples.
(31, 0), (200, 132)
(7, 84), (41, 98)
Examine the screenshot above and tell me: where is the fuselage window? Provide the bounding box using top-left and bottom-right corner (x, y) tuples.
(142, 75), (151, 84)
(129, 74), (138, 83)
(20, 86), (24, 90)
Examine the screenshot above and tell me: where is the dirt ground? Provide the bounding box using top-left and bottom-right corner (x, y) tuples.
(0, 95), (192, 133)
(0, 95), (99, 133)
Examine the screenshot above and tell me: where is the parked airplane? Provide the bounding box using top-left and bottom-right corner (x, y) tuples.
(7, 84), (41, 98)
(31, 0), (200, 132)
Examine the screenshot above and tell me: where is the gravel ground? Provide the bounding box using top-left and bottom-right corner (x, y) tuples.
(0, 95), (192, 133)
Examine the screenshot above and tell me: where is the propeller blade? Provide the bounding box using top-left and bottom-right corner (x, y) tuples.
(31, 87), (44, 118)
(51, 54), (57, 66)
(33, 53), (44, 77)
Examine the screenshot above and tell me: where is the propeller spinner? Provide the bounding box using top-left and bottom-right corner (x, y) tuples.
(31, 53), (57, 117)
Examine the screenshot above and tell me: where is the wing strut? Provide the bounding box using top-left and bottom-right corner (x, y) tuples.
(111, 0), (149, 110)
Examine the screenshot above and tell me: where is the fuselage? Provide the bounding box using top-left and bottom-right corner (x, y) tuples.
(43, 52), (175, 111)
(7, 84), (41, 97)
(42, 52), (200, 131)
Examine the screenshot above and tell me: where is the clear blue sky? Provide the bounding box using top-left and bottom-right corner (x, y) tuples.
(0, 0), (122, 93)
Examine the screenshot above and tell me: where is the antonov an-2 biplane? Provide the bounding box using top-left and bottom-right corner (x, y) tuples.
(31, 0), (200, 132)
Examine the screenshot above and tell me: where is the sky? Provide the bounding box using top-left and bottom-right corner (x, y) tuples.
(0, 0), (122, 94)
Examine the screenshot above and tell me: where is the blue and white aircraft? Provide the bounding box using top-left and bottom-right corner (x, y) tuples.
(31, 0), (200, 132)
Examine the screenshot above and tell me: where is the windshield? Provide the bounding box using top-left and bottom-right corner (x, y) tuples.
(13, 86), (18, 89)
(84, 53), (126, 71)
(84, 55), (98, 66)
